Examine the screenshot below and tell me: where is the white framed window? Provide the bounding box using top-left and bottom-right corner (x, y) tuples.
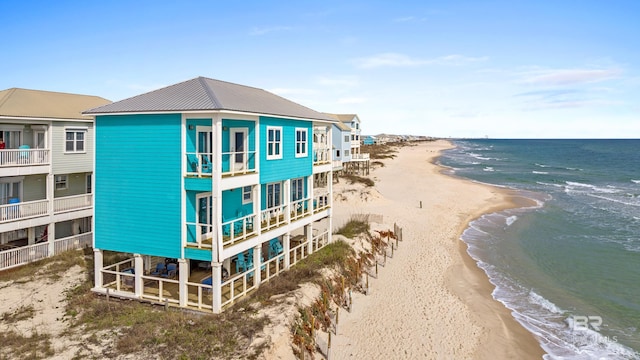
(295, 128), (307, 157)
(266, 183), (281, 208)
(55, 175), (68, 190)
(344, 135), (349, 142)
(291, 178), (304, 201)
(345, 150), (350, 156)
(242, 186), (252, 204)
(65, 128), (87, 153)
(266, 126), (282, 160)
(0, 179), (22, 205)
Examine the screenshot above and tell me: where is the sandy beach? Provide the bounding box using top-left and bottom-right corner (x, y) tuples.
(329, 140), (544, 359)
(0, 139), (545, 359)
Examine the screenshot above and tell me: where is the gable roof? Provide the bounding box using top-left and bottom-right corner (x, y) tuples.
(84, 76), (337, 122)
(0, 88), (111, 120)
(334, 114), (359, 123)
(323, 113), (355, 131)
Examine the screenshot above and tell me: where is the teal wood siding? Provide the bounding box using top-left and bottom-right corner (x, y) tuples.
(221, 189), (252, 220)
(184, 177), (211, 191)
(95, 114), (182, 258)
(259, 117), (312, 184)
(185, 119), (211, 153)
(185, 247), (212, 262)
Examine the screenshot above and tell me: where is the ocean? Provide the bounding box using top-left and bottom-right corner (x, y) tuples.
(439, 139), (640, 359)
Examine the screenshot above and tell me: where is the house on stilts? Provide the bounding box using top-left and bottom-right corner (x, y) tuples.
(84, 77), (337, 313)
(0, 88), (110, 271)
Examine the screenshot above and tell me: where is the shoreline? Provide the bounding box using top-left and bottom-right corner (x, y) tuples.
(330, 139), (544, 359)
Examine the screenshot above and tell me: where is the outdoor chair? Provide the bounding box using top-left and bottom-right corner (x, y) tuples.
(269, 239), (284, 259)
(151, 263), (166, 276)
(162, 263), (177, 278)
(235, 252), (253, 273)
(187, 154), (199, 172)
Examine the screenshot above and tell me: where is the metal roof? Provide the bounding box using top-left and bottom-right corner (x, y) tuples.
(0, 88), (111, 120)
(84, 76), (337, 122)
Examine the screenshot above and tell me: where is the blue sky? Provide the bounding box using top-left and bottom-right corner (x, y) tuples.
(1, 1), (638, 138)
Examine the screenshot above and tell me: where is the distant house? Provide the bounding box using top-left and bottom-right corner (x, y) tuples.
(84, 77), (337, 313)
(329, 117), (351, 171)
(0, 88), (110, 271)
(362, 135), (376, 145)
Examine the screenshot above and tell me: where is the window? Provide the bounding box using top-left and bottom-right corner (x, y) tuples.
(55, 175), (68, 190)
(242, 186), (252, 204)
(291, 178), (304, 201)
(266, 127), (282, 160)
(0, 181), (21, 205)
(345, 150), (350, 156)
(65, 129), (86, 153)
(295, 128), (307, 157)
(267, 183), (281, 208)
(86, 174), (92, 193)
(336, 150), (341, 157)
(344, 135), (349, 142)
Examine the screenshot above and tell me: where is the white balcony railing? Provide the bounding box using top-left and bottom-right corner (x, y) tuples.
(0, 149), (50, 167)
(185, 152), (213, 177)
(0, 232), (92, 272)
(221, 150), (256, 176)
(313, 147), (330, 165)
(0, 194), (93, 223)
(54, 194), (92, 213)
(351, 153), (370, 160)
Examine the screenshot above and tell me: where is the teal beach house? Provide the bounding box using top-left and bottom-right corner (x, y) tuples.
(84, 77), (336, 313)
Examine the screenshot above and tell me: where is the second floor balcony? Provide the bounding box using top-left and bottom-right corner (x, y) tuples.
(185, 151), (257, 178)
(0, 148), (50, 167)
(0, 193), (92, 223)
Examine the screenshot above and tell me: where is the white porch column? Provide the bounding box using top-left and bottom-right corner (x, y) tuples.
(283, 233), (291, 269)
(253, 185), (261, 236)
(253, 245), (262, 285)
(306, 224), (313, 255)
(27, 227), (36, 245)
(93, 248), (103, 289)
(211, 262), (223, 313)
(223, 257), (231, 277)
(47, 223), (55, 256)
(134, 254), (144, 297)
(284, 179), (291, 223)
(178, 259), (188, 307)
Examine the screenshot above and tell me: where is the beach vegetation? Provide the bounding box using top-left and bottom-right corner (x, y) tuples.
(335, 215), (371, 238)
(343, 174), (375, 187)
(1, 304), (35, 323)
(0, 330), (54, 360)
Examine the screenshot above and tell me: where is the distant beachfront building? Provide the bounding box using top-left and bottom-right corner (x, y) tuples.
(329, 114), (369, 175)
(0, 88), (110, 271)
(362, 135), (376, 145)
(84, 77), (336, 313)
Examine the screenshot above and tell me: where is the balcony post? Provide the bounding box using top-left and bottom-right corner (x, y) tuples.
(283, 233), (291, 269)
(93, 248), (104, 289)
(253, 245), (261, 285)
(211, 262), (223, 313)
(47, 223), (55, 256)
(178, 258), (188, 307)
(306, 224), (313, 255)
(134, 254), (144, 297)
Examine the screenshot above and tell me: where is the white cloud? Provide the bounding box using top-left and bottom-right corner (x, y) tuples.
(352, 53), (488, 69)
(521, 68), (621, 86)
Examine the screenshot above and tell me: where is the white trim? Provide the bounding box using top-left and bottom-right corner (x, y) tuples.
(63, 127), (88, 154)
(242, 186), (252, 205)
(230, 127), (248, 171)
(266, 126), (282, 160)
(55, 174), (68, 190)
(294, 128), (308, 158)
(83, 110), (338, 124)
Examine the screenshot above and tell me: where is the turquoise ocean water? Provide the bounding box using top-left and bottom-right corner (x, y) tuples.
(439, 139), (640, 359)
